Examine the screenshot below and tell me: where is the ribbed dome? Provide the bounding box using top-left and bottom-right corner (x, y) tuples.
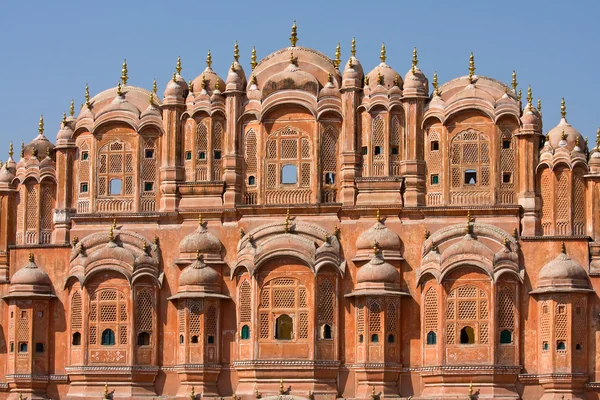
(24, 119), (55, 161)
(179, 221), (222, 257)
(356, 221), (402, 256)
(440, 234), (493, 266)
(546, 107), (587, 152)
(7, 254), (54, 298)
(521, 105), (541, 126)
(356, 255), (398, 285)
(192, 65), (225, 96)
(164, 76), (186, 99)
(366, 63), (401, 91)
(0, 164), (15, 184)
(403, 66), (428, 96)
(179, 258), (220, 287)
(532, 247), (592, 294)
(262, 61), (319, 98)
(343, 56), (364, 78)
(319, 79), (339, 98)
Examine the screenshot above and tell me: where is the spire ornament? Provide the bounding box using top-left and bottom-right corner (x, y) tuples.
(38, 115), (44, 136)
(468, 52), (475, 82)
(538, 98), (542, 113)
(176, 56), (182, 75)
(284, 208), (291, 233)
(380, 42), (386, 63)
(85, 83), (91, 107)
(511, 70), (517, 92)
(234, 41), (240, 62)
(172, 72), (177, 83)
(153, 79), (157, 94)
(9, 142), (13, 158)
(561, 242), (567, 254)
(70, 99), (75, 117)
(373, 241), (379, 257)
(517, 88), (522, 102)
(251, 46), (257, 70)
(206, 50), (212, 69)
(433, 71), (439, 96)
(412, 47), (418, 73)
(279, 378), (285, 395)
(20, 141), (24, 158)
(376, 208), (381, 223)
(121, 59), (128, 85)
(117, 81), (122, 96)
(334, 42), (341, 68)
(527, 86), (533, 105)
(377, 70), (383, 85)
(561, 97), (566, 119)
(62, 112), (67, 125)
(596, 128), (600, 149)
(351, 37), (356, 57)
(289, 21), (298, 47)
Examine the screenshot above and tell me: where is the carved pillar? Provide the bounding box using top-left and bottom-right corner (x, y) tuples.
(223, 86), (243, 206)
(160, 93), (185, 211)
(400, 96), (426, 207)
(339, 72), (362, 205)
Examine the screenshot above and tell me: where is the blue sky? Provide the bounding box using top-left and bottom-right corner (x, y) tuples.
(0, 0), (598, 157)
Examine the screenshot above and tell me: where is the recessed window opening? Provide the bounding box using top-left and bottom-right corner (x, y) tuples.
(144, 182), (154, 192)
(214, 151), (221, 160)
(464, 170), (477, 185)
(362, 146), (368, 155)
(19, 342), (28, 353)
(557, 341), (566, 350)
(241, 325), (250, 340)
(431, 174), (439, 185)
(101, 329), (115, 346)
(36, 343), (44, 353)
(137, 332), (150, 346)
(198, 151), (206, 160)
(387, 334), (395, 343)
(324, 172), (335, 185)
(191, 335), (199, 344)
(576, 343), (582, 351)
(321, 324), (332, 339)
(359, 334), (364, 343)
(460, 326), (475, 344)
(281, 165), (297, 184)
(10, 342), (14, 352)
(185, 151), (192, 160)
(179, 335), (184, 344)
(207, 335), (215, 344)
(502, 140), (511, 149)
(374, 146), (382, 155)
(109, 179), (122, 195)
(81, 151), (89, 160)
(426, 331), (437, 345)
(431, 141), (439, 151)
(500, 329), (513, 344)
(80, 183), (89, 193)
(391, 146), (399, 155)
(371, 334), (379, 343)
(275, 314), (294, 340)
(72, 332), (81, 346)
(248, 176), (256, 185)
(145, 149), (154, 159)
(558, 305), (566, 314)
(542, 341), (549, 351)
(502, 173), (512, 183)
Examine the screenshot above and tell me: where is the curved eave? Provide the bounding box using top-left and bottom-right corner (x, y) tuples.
(529, 287), (593, 295)
(260, 91), (318, 121)
(167, 291), (230, 301)
(345, 289), (410, 298)
(3, 292), (56, 300)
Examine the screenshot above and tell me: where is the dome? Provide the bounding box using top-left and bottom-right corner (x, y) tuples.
(365, 63), (401, 91)
(355, 219), (402, 260)
(39, 153), (55, 170)
(84, 239), (136, 268)
(192, 53), (225, 96)
(343, 56), (364, 78)
(179, 220), (222, 258)
(178, 258), (220, 288)
(262, 60), (319, 99)
(226, 60), (247, 91)
(532, 246), (592, 294)
(545, 101), (586, 152)
(56, 114), (74, 141)
(96, 91), (140, 118)
(163, 75), (186, 99)
(440, 233), (494, 266)
(24, 117), (55, 161)
(403, 66), (428, 96)
(0, 164), (15, 184)
(319, 78), (339, 98)
(356, 254), (398, 285)
(6, 253), (54, 298)
(521, 105), (540, 127)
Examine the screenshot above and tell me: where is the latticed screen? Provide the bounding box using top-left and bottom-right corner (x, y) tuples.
(372, 115), (385, 176)
(426, 129), (442, 205)
(321, 126), (338, 182)
(449, 129), (491, 205)
(78, 141), (90, 197)
(499, 130), (515, 204)
(258, 277), (310, 341)
(368, 300), (382, 336)
(573, 299), (586, 351)
(572, 171), (586, 235)
(390, 116), (402, 175)
(263, 126), (312, 204)
(97, 139), (135, 197)
(540, 169), (553, 235)
(540, 300), (551, 350)
(136, 288), (154, 337)
(140, 138), (158, 211)
(17, 310), (29, 341)
(446, 285), (489, 345)
(239, 280), (252, 323)
(554, 301), (568, 344)
(195, 122), (208, 181)
(212, 122), (223, 180)
(205, 303), (217, 336)
(88, 289), (128, 349)
(71, 291), (83, 332)
(555, 168), (570, 235)
(540, 167), (586, 236)
(424, 287), (438, 338)
(16, 186), (24, 244)
(386, 300), (398, 335)
(497, 286), (515, 332)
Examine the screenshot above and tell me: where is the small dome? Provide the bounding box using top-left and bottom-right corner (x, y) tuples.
(84, 239), (135, 268)
(546, 114), (586, 153)
(163, 75), (185, 99)
(343, 56), (364, 78)
(179, 258), (220, 287)
(366, 63), (401, 91)
(356, 254), (398, 285)
(226, 61), (247, 91)
(262, 61), (319, 98)
(24, 118), (55, 161)
(0, 164), (15, 184)
(96, 92), (140, 118)
(191, 59), (225, 96)
(179, 221), (222, 258)
(355, 220), (402, 260)
(403, 66), (428, 96)
(533, 246), (591, 294)
(319, 78), (339, 98)
(441, 234), (493, 266)
(521, 106), (540, 126)
(8, 254), (54, 297)
(39, 153), (55, 170)
(493, 240), (519, 266)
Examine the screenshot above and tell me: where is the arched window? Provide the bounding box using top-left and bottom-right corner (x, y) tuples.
(542, 341), (549, 351)
(387, 334), (395, 343)
(140, 138), (158, 212)
(101, 329), (116, 346)
(424, 287), (438, 345)
(212, 121), (223, 180)
(137, 332), (150, 346)
(460, 326), (475, 344)
(191, 335), (199, 344)
(426, 331), (437, 345)
(557, 341), (566, 350)
(318, 279), (335, 340)
(321, 324), (332, 339)
(321, 126), (338, 187)
(368, 300), (381, 344)
(88, 289), (128, 348)
(449, 129), (491, 205)
(19, 342), (28, 353)
(499, 129), (515, 204)
(241, 325), (250, 340)
(97, 140), (135, 207)
(275, 314), (294, 340)
(371, 115), (385, 176)
(195, 121), (209, 181)
(390, 116), (402, 176)
(72, 332), (81, 346)
(500, 329), (513, 344)
(281, 164), (297, 184)
(371, 334), (379, 343)
(179, 334), (184, 344)
(539, 168), (553, 235)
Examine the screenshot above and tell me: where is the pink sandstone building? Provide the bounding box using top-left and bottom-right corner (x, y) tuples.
(0, 24), (599, 399)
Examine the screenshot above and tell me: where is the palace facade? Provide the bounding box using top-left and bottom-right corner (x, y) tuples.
(1, 25), (600, 399)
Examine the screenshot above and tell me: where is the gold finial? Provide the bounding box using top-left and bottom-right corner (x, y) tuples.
(190, 386), (196, 400)
(468, 382), (473, 396)
(104, 383), (109, 399)
(348, 57), (354, 68)
(334, 42), (341, 68)
(279, 377), (285, 395)
(153, 79), (157, 94)
(215, 78), (220, 91)
(394, 74), (400, 87)
(62, 111), (67, 125)
(239, 228), (245, 238)
(28, 252), (34, 262)
(46, 146), (51, 157)
(465, 211), (473, 234)
(206, 50), (212, 69)
(19, 393), (23, 400)
(231, 61), (236, 72)
(176, 56), (182, 75)
(109, 225), (114, 241)
(172, 72), (177, 83)
(364, 75), (369, 86)
(433, 71), (439, 96)
(424, 228), (430, 240)
(560, 97), (566, 119)
(324, 232), (329, 243)
(351, 37), (356, 57)
(250, 74), (256, 85)
(121, 58), (128, 85)
(201, 74), (207, 90)
(289, 20), (298, 47)
(527, 86), (533, 105)
(371, 385), (377, 400)
(189, 80), (194, 93)
(511, 70), (517, 92)
(70, 99), (75, 117)
(38, 115), (44, 135)
(327, 73), (332, 83)
(255, 389), (261, 399)
(468, 52), (475, 82)
(333, 225), (340, 238)
(596, 128), (600, 149)
(195, 249), (201, 261)
(117, 81), (122, 96)
(380, 42), (386, 63)
(377, 70), (383, 85)
(289, 50), (295, 65)
(20, 141), (24, 158)
(85, 83), (91, 107)
(9, 142), (13, 158)
(376, 208), (381, 222)
(373, 241), (379, 256)
(538, 98), (542, 113)
(561, 129), (567, 141)
(512, 227), (518, 239)
(561, 242), (566, 254)
(517, 88), (522, 102)
(234, 41), (240, 62)
(576, 136), (580, 147)
(149, 91), (154, 105)
(284, 208), (291, 233)
(198, 213), (203, 226)
(251, 46), (257, 70)
(112, 218), (117, 230)
(72, 236), (79, 246)
(412, 46), (418, 73)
